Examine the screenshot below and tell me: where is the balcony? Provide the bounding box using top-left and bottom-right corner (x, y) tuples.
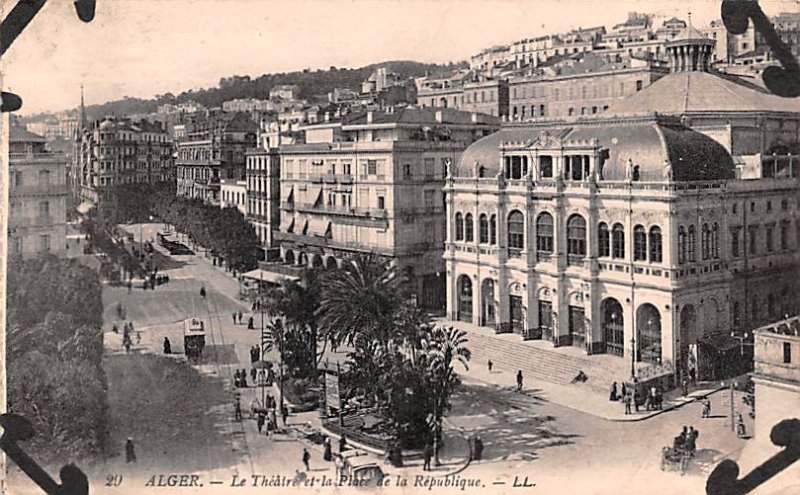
(10, 184), (69, 196)
(274, 231), (394, 256)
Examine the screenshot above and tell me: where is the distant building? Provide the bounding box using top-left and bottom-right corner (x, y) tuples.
(157, 101), (205, 115)
(75, 116), (173, 206)
(418, 71), (509, 118)
(274, 106), (500, 309)
(220, 179), (248, 215)
(175, 111), (257, 204)
(270, 85), (301, 101)
(9, 126), (68, 258)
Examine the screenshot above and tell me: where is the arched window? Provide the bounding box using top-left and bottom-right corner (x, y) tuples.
(536, 213), (554, 254)
(649, 226), (663, 263)
(455, 213), (464, 241)
(712, 222), (719, 258)
(567, 214), (586, 259)
(508, 210), (525, 254)
(678, 226), (687, 264)
(688, 225), (696, 262)
(465, 213), (474, 242)
(479, 214), (489, 244)
(701, 223), (710, 260)
(633, 225), (647, 261)
(490, 215), (497, 245)
(612, 223), (625, 259)
(598, 223), (610, 257)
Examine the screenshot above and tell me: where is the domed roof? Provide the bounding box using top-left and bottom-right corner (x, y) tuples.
(668, 25), (713, 44)
(454, 118), (735, 182)
(606, 71), (800, 115)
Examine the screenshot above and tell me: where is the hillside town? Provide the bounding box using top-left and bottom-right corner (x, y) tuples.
(4, 5), (800, 495)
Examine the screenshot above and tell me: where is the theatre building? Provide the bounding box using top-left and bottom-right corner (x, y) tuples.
(443, 27), (800, 380)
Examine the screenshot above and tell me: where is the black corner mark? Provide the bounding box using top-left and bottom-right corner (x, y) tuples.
(0, 413), (89, 495)
(706, 418), (800, 495)
(721, 0), (800, 98)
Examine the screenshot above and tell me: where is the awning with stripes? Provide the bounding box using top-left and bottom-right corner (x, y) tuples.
(307, 218), (331, 237)
(306, 185), (322, 206)
(282, 185), (294, 202)
(280, 216), (295, 233)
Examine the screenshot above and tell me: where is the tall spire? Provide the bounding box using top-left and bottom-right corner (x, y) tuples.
(80, 84), (86, 129)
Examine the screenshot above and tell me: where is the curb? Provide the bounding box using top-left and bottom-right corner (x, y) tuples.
(464, 373), (727, 422)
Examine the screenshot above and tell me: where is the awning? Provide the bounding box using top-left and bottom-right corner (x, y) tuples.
(300, 218), (309, 235)
(242, 269), (299, 284)
(282, 185), (294, 202)
(306, 185), (322, 206)
(308, 218), (331, 237)
(280, 216), (295, 233)
(77, 202), (93, 215)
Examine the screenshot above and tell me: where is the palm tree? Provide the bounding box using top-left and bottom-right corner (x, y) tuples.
(316, 253), (403, 351)
(425, 325), (471, 466)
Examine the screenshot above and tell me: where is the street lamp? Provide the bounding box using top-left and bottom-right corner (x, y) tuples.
(630, 335), (636, 379)
(730, 332), (754, 356)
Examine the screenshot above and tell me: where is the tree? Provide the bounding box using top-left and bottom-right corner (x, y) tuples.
(316, 254), (404, 351)
(424, 326), (471, 464)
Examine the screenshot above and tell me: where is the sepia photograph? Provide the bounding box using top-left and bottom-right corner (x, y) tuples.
(0, 0), (799, 493)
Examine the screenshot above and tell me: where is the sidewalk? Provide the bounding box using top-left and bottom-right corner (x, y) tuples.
(459, 360), (725, 422)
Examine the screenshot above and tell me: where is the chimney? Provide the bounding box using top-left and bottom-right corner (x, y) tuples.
(367, 111), (374, 124)
(435, 110), (443, 123)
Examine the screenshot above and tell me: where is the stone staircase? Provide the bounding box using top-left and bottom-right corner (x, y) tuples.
(450, 322), (646, 395)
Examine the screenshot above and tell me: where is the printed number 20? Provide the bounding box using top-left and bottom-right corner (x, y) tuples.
(106, 474), (123, 487)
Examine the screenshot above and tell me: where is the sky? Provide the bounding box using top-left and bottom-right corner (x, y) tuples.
(2, 0), (798, 115)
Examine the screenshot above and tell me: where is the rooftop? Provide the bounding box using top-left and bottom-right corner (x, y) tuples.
(9, 126), (46, 143)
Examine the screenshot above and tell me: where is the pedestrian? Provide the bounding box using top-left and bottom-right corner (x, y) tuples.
(620, 382), (627, 402)
(488, 360), (493, 372)
(123, 334), (132, 353)
(474, 436), (484, 461)
(686, 427), (698, 457)
(269, 409), (277, 433)
(250, 368), (257, 383)
(125, 438), (136, 463)
(247, 317), (254, 330)
(609, 381), (618, 402)
(252, 301), (257, 311)
(112, 322), (118, 334)
(234, 397), (242, 421)
(257, 412), (265, 434)
(302, 448), (310, 471)
(234, 369), (241, 388)
(682, 378), (689, 396)
(423, 443), (432, 471)
(701, 398), (710, 418)
(200, 286), (206, 298)
(633, 388), (640, 412)
(737, 413), (747, 438)
(281, 404), (289, 426)
(339, 435), (347, 453)
(516, 370), (523, 392)
(323, 437), (332, 461)
(136, 331), (141, 345)
(624, 392), (632, 415)
(237, 311), (243, 324)
(232, 312), (237, 324)
(240, 369), (248, 388)
(127, 279), (132, 293)
(163, 337), (171, 354)
(254, 346), (260, 362)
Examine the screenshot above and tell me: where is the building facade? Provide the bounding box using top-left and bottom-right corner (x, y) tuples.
(175, 111), (257, 204)
(74, 117), (173, 206)
(245, 148), (281, 254)
(9, 126), (68, 258)
(444, 29), (800, 382)
(220, 179), (248, 215)
(274, 106), (499, 309)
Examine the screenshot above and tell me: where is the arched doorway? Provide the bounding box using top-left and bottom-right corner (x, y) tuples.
(602, 298), (624, 357)
(325, 256), (337, 270)
(298, 252), (308, 267)
(481, 279), (496, 328)
(457, 275), (473, 323)
(679, 304), (698, 373)
(284, 250), (295, 264)
(311, 254), (323, 269)
(703, 299), (719, 335)
(637, 303), (662, 363)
